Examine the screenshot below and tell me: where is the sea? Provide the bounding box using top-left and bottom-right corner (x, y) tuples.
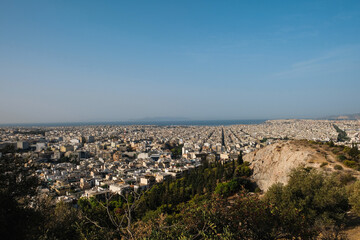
(0, 119), (266, 127)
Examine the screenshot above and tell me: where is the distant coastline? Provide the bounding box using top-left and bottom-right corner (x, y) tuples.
(0, 119), (266, 127)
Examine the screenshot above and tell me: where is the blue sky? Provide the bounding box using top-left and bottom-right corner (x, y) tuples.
(1, 0), (360, 123)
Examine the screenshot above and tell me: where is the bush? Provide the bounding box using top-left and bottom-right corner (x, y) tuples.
(348, 145), (360, 159)
(235, 162), (252, 177)
(335, 172), (356, 185)
(347, 181), (360, 216)
(265, 168), (349, 239)
(343, 160), (358, 169)
(215, 178), (243, 197)
(337, 155), (347, 162)
(320, 162), (328, 167)
(334, 165), (343, 170)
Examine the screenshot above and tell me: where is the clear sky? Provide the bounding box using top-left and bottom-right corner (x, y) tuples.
(1, 0), (360, 123)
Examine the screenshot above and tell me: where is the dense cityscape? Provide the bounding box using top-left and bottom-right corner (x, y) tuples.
(1, 119), (358, 203)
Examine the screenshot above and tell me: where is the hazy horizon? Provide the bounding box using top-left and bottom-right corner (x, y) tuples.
(1, 113), (359, 126)
(1, 1), (360, 124)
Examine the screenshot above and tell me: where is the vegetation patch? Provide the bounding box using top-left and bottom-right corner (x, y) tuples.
(306, 140), (360, 171)
(2, 152), (360, 239)
(320, 162), (328, 167)
(333, 124), (350, 142)
(334, 164), (344, 170)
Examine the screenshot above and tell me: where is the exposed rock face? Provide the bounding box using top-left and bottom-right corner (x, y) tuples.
(244, 141), (334, 191)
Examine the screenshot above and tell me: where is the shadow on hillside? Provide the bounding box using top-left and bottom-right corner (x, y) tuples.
(344, 212), (360, 240)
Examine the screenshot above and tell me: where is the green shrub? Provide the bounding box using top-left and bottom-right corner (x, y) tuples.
(347, 181), (360, 216)
(343, 160), (358, 169)
(343, 146), (351, 153)
(337, 155), (346, 162)
(235, 162), (252, 177)
(214, 178), (242, 197)
(335, 172), (356, 185)
(334, 164), (343, 170)
(265, 167), (349, 238)
(320, 162), (328, 167)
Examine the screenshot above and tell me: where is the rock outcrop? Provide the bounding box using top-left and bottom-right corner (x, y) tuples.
(243, 140), (358, 192)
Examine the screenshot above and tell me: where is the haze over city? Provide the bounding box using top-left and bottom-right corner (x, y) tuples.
(1, 0), (360, 124)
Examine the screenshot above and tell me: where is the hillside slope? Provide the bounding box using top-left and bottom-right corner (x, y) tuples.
(244, 140), (360, 191)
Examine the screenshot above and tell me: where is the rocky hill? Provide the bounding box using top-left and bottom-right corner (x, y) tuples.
(244, 140), (360, 191)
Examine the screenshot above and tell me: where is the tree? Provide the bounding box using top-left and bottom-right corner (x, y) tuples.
(78, 190), (148, 240)
(134, 191), (277, 240)
(348, 143), (360, 160)
(36, 198), (80, 240)
(235, 162), (252, 178)
(237, 151), (243, 165)
(170, 144), (183, 159)
(265, 167), (349, 238)
(0, 154), (40, 239)
(347, 180), (360, 216)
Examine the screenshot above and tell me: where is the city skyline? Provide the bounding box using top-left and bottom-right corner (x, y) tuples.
(1, 1), (360, 124)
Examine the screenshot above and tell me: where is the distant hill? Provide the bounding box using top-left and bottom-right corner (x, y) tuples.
(323, 113), (360, 120)
(130, 117), (190, 122)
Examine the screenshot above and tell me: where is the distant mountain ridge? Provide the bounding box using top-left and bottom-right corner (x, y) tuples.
(322, 113), (360, 120)
(130, 117), (190, 122)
